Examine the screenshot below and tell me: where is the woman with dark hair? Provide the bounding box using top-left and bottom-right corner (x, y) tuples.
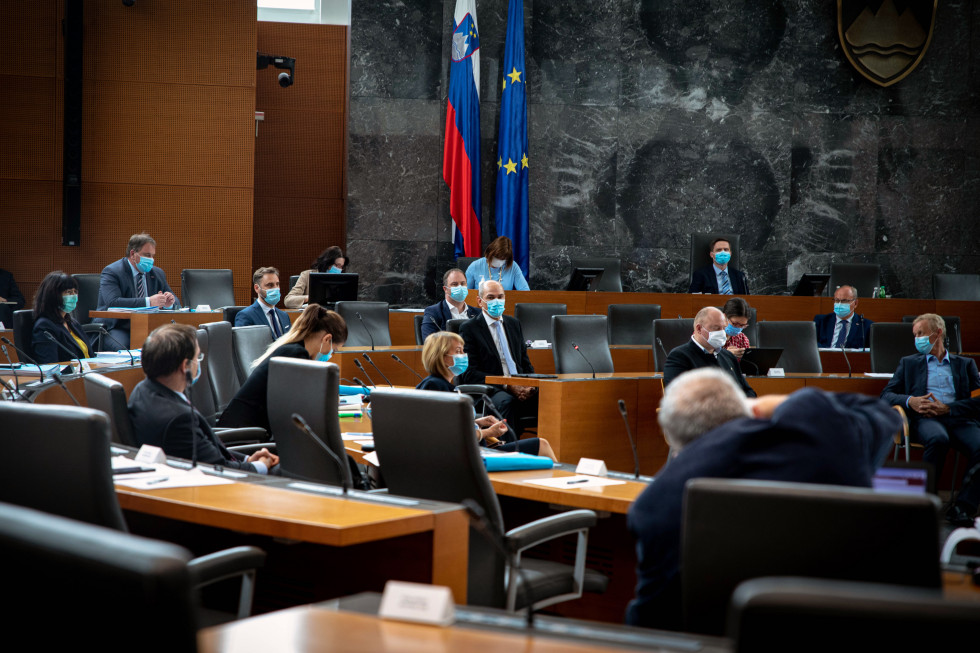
(722, 296), (752, 359)
(31, 271), (94, 364)
(284, 246), (348, 308)
(464, 236), (530, 291)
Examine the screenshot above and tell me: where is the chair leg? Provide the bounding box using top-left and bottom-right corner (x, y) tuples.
(237, 570), (256, 619)
(950, 451), (962, 500)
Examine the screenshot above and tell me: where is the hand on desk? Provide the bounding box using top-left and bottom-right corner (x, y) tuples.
(505, 384), (535, 401)
(149, 291), (177, 308)
(909, 393), (950, 417)
(248, 448), (279, 467)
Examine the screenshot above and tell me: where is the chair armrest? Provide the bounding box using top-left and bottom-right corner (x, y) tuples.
(228, 443), (276, 456)
(187, 545), (266, 588)
(504, 509), (597, 553)
(456, 384), (495, 396)
(214, 427), (268, 445)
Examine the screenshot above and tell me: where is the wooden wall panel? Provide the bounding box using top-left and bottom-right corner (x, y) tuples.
(252, 196), (346, 279)
(0, 78), (59, 180)
(0, 4), (58, 78)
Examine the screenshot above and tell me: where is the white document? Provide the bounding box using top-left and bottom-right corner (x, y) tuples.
(363, 451), (380, 467)
(113, 460), (234, 489)
(523, 475), (626, 489)
(864, 372), (895, 378)
(341, 432), (373, 441)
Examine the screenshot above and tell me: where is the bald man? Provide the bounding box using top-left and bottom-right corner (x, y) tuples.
(663, 306), (756, 397)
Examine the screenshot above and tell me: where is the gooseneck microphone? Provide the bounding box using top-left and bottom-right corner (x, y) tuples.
(0, 376), (25, 401)
(571, 341), (596, 379)
(391, 353), (423, 382)
(353, 358), (376, 386)
(43, 331), (84, 374)
(617, 399), (640, 480)
(839, 343), (852, 378)
(352, 377), (372, 394)
(739, 356), (760, 377)
(1, 343), (25, 398)
(362, 353), (393, 387)
(49, 371), (81, 406)
(656, 337), (669, 366)
(354, 311), (376, 351)
(96, 326), (136, 366)
(1, 336), (43, 375)
(953, 321), (961, 354)
(292, 412), (351, 494)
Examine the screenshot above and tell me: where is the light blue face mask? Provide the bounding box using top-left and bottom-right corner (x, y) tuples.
(264, 288), (281, 305)
(61, 293), (79, 313)
(316, 347), (333, 362)
(188, 360), (202, 386)
(328, 265), (343, 274)
(449, 353), (468, 376)
(833, 302), (852, 317)
(713, 251), (731, 265)
(137, 256), (154, 274)
(449, 285), (468, 302)
(485, 298), (505, 318)
(724, 324), (742, 337)
(914, 335), (934, 355)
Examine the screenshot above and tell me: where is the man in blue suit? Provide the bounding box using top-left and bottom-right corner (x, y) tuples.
(881, 313), (980, 526)
(813, 284), (873, 348)
(688, 238), (749, 294)
(235, 266), (290, 338)
(420, 268), (480, 341)
(95, 233), (179, 349)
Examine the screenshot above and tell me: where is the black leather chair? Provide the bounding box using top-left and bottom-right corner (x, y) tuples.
(201, 322), (240, 414)
(933, 273), (980, 301)
(0, 402), (266, 622)
(829, 263), (880, 299)
(181, 269), (235, 309)
(652, 318), (694, 372)
(457, 256), (480, 274)
(901, 314), (961, 354)
(869, 322), (917, 373)
(0, 501), (199, 646)
(193, 328), (221, 425)
(12, 309), (35, 362)
(514, 303), (566, 342)
(267, 357), (353, 488)
(334, 301), (391, 347)
(681, 478), (942, 636)
(569, 257), (623, 292)
(83, 373), (138, 446)
(552, 315), (614, 374)
(446, 318), (467, 334)
(194, 328), (266, 444)
(414, 313), (424, 345)
(370, 388), (606, 611)
(288, 274), (300, 292)
(690, 233), (741, 286)
(756, 321), (822, 373)
(222, 305), (248, 325)
(727, 576), (979, 653)
(232, 324), (272, 384)
(606, 303), (661, 345)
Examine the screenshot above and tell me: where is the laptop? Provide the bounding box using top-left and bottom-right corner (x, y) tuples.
(873, 460), (935, 496)
(738, 347), (784, 376)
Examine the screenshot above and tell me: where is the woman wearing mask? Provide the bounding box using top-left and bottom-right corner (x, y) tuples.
(722, 296), (752, 359)
(464, 236), (530, 291)
(284, 246), (348, 309)
(31, 271), (94, 364)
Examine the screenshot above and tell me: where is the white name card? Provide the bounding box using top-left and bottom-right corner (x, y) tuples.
(767, 368), (785, 377)
(575, 457), (608, 477)
(195, 304), (212, 313)
(135, 445), (167, 465)
(379, 581), (455, 626)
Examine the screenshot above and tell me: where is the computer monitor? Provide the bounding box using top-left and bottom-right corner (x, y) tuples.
(566, 267), (604, 292)
(873, 461), (934, 496)
(792, 273), (831, 296)
(308, 273), (359, 307)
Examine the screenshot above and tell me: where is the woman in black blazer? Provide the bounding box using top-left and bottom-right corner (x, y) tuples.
(31, 271), (94, 364)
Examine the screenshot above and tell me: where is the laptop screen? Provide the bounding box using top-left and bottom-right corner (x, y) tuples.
(873, 462), (933, 495)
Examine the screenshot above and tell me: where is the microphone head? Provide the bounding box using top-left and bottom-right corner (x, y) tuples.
(1, 336), (12, 346)
(572, 342), (579, 350)
(617, 399), (627, 414)
(354, 358), (364, 369)
(355, 311), (363, 319)
(291, 412), (308, 429)
(656, 337), (664, 346)
(44, 332), (56, 341)
(390, 353), (398, 361)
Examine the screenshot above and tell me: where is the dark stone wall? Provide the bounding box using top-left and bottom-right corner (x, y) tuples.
(348, 0), (979, 305)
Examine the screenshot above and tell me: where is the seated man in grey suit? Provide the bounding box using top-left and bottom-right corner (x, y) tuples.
(235, 266), (291, 338)
(421, 267), (480, 341)
(95, 233), (180, 349)
(664, 306), (756, 397)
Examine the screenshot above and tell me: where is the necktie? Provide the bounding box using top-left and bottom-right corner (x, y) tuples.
(136, 272), (146, 298)
(834, 319), (848, 348)
(269, 309), (282, 338)
(720, 270), (732, 295)
(493, 319), (518, 375)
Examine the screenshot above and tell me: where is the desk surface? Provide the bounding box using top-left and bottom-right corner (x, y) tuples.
(488, 468), (646, 515)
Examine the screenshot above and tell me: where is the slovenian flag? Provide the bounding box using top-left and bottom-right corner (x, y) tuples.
(495, 0), (529, 277)
(443, 0), (482, 259)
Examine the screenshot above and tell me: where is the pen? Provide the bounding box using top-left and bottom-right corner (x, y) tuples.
(146, 476), (169, 485)
(566, 479), (589, 485)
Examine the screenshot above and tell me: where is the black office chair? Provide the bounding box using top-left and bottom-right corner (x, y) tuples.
(829, 263), (880, 299)
(569, 257), (623, 292)
(193, 328), (222, 425)
(727, 576), (979, 653)
(288, 274), (300, 292)
(71, 272), (104, 346)
(514, 303), (566, 342)
(414, 313), (425, 345)
(222, 305), (248, 325)
(681, 478), (942, 635)
(901, 315), (962, 354)
(201, 322), (241, 414)
(193, 328), (267, 445)
(652, 318), (694, 372)
(552, 315), (614, 374)
(12, 309), (36, 362)
(756, 321), (822, 373)
(181, 269), (235, 309)
(690, 233), (741, 286)
(0, 501), (199, 646)
(869, 322), (917, 373)
(606, 304), (661, 345)
(334, 301), (391, 347)
(933, 273), (980, 301)
(267, 357), (355, 488)
(83, 373), (138, 446)
(446, 318), (467, 334)
(457, 256), (480, 275)
(0, 402), (266, 622)
(232, 324), (272, 385)
(370, 388), (606, 611)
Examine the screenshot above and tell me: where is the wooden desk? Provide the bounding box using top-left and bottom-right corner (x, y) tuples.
(90, 310), (226, 348)
(334, 346), (424, 387)
(488, 468), (646, 515)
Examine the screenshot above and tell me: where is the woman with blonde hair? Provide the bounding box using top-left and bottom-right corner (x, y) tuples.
(464, 236), (530, 291)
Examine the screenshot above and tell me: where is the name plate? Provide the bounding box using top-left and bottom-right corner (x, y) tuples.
(135, 445), (167, 465)
(379, 581), (455, 626)
(195, 304), (212, 313)
(767, 368), (785, 377)
(576, 457), (608, 477)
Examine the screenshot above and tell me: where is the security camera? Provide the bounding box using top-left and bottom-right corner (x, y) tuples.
(278, 72), (293, 88)
(257, 52), (296, 88)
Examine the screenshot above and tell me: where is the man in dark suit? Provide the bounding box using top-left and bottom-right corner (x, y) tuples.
(627, 368), (899, 631)
(128, 323), (277, 472)
(813, 284), (873, 348)
(458, 280), (537, 433)
(881, 313), (980, 526)
(421, 267), (480, 341)
(688, 237), (749, 294)
(664, 306), (757, 397)
(95, 233), (180, 349)
(235, 266), (291, 338)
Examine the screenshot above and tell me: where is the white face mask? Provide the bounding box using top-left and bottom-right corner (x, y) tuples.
(490, 258), (506, 268)
(706, 330), (728, 350)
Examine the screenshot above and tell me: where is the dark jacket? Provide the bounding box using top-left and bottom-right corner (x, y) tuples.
(95, 257), (180, 332)
(416, 375), (455, 392)
(663, 339), (757, 397)
(218, 342), (310, 431)
(421, 300), (480, 341)
(813, 312), (873, 348)
(235, 299), (291, 336)
(457, 314), (534, 386)
(0, 269), (26, 310)
(32, 315), (94, 364)
(688, 263), (749, 295)
(880, 353), (980, 422)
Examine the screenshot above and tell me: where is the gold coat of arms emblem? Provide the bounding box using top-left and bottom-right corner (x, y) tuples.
(837, 0), (937, 87)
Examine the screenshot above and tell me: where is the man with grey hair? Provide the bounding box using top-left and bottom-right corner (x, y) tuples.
(626, 369), (900, 631)
(814, 284), (873, 348)
(664, 306), (756, 397)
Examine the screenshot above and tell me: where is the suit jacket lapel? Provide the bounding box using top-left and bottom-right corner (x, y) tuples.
(951, 355), (964, 400)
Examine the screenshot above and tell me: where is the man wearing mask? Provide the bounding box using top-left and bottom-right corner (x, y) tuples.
(421, 268), (480, 341)
(814, 284), (873, 348)
(96, 233), (180, 349)
(663, 306), (757, 397)
(688, 238), (749, 294)
(881, 313), (980, 526)
(235, 267), (291, 338)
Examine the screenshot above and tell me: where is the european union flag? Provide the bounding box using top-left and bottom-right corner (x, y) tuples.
(495, 0), (529, 277)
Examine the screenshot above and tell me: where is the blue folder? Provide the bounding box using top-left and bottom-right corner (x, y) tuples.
(482, 452), (554, 472)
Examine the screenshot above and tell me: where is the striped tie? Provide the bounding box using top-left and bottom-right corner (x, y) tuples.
(136, 272), (146, 298)
(834, 320), (848, 348)
(269, 309), (282, 338)
(720, 270), (732, 295)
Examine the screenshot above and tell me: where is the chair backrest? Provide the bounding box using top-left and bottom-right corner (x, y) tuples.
(267, 358), (350, 487)
(569, 257), (623, 292)
(829, 263), (880, 299)
(71, 273), (101, 325)
(334, 301), (391, 347)
(192, 328), (220, 425)
(691, 233), (741, 282)
(446, 318), (467, 334)
(0, 402), (128, 531)
(606, 304), (661, 345)
(201, 321), (240, 413)
(870, 322), (918, 373)
(457, 256), (480, 274)
(652, 318), (694, 372)
(222, 305), (247, 324)
(288, 274), (300, 292)
(83, 372), (138, 446)
(756, 321), (822, 373)
(12, 309), (35, 361)
(0, 502), (198, 646)
(933, 273), (980, 301)
(682, 478), (942, 636)
(901, 314), (962, 354)
(514, 303), (566, 342)
(728, 576), (980, 653)
(414, 313), (424, 345)
(552, 315), (614, 374)
(370, 387), (506, 607)
(232, 325), (273, 385)
(181, 269), (235, 309)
